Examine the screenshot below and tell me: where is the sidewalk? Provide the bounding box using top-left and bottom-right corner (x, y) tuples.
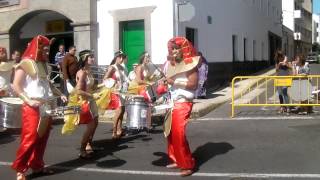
(191, 67), (276, 118)
(99, 67), (276, 122)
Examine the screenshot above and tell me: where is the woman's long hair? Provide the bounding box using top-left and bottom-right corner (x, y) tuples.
(138, 51), (149, 64)
(274, 50), (284, 64)
(78, 50), (93, 69)
(110, 50), (127, 65)
(295, 54), (306, 66)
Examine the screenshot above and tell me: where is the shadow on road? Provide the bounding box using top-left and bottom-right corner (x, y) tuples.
(193, 142), (234, 169)
(28, 134), (150, 179)
(152, 142), (234, 170)
(0, 130), (17, 145)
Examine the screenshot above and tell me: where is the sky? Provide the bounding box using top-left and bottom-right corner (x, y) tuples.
(314, 0), (320, 14)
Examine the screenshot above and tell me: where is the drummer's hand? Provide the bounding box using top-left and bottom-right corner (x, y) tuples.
(60, 95), (68, 103)
(93, 93), (101, 99)
(165, 77), (174, 85)
(27, 99), (42, 107)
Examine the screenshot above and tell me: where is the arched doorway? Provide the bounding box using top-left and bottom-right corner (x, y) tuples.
(9, 10), (73, 64)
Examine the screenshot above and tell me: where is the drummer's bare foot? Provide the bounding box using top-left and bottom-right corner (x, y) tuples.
(112, 130), (118, 140)
(17, 172), (26, 180)
(116, 129), (124, 138)
(180, 169), (194, 177)
(85, 143), (94, 154)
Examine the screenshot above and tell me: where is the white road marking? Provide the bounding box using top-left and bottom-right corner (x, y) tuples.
(2, 161), (320, 178)
(194, 116), (316, 121)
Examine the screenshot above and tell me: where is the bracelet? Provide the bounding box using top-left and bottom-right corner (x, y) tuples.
(173, 80), (187, 88)
(19, 92), (31, 103)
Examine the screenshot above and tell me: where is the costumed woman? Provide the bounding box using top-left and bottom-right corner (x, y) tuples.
(129, 51), (153, 102)
(162, 37), (199, 177)
(11, 35), (67, 180)
(103, 51), (128, 139)
(62, 50), (99, 158)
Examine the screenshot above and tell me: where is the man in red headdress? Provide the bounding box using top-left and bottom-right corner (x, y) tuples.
(162, 37), (199, 177)
(11, 35), (67, 180)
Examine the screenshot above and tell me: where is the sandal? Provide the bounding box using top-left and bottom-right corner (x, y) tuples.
(78, 150), (93, 159)
(31, 168), (54, 177)
(86, 144), (103, 153)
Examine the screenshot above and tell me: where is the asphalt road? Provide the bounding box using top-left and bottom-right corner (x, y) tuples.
(2, 117), (320, 180)
(1, 64), (320, 180)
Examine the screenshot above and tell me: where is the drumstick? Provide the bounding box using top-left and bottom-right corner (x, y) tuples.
(149, 61), (167, 79)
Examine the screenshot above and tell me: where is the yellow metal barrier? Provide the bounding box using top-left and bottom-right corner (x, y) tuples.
(231, 75), (320, 118)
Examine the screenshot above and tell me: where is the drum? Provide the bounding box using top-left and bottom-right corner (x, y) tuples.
(0, 97), (23, 128)
(125, 96), (151, 129)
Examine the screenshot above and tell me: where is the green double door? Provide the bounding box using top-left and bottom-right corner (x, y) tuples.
(120, 20), (145, 72)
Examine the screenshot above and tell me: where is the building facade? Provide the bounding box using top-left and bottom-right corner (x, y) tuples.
(282, 0), (295, 60)
(294, 0), (313, 55)
(0, 0), (283, 85)
(97, 0), (282, 85)
(0, 0), (97, 63)
(312, 14), (320, 44)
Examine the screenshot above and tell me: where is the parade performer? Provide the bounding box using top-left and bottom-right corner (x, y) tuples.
(103, 50), (128, 139)
(11, 35), (67, 180)
(163, 37), (199, 177)
(0, 47), (15, 96)
(62, 50), (99, 158)
(128, 51), (153, 102)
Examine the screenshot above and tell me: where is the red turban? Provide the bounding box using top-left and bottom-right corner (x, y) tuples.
(167, 37), (197, 64)
(22, 35), (50, 61)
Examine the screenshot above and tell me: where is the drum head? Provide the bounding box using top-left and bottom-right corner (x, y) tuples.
(128, 95), (145, 102)
(0, 97), (23, 104)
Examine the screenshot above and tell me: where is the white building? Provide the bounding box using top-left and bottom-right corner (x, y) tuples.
(312, 14), (320, 44)
(97, 0), (282, 84)
(294, 0), (313, 55)
(282, 0), (295, 59)
(0, 0), (97, 59)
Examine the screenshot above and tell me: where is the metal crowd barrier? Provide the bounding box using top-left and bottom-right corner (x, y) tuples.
(231, 75), (320, 118)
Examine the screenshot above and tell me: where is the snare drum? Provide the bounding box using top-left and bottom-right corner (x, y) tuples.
(0, 97), (23, 128)
(125, 96), (151, 129)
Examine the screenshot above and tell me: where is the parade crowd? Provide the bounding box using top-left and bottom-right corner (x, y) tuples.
(0, 35), (210, 179)
(274, 50), (314, 115)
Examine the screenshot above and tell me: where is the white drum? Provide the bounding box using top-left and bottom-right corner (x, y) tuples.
(0, 97), (23, 128)
(125, 96), (151, 130)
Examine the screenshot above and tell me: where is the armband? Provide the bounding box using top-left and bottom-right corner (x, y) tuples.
(19, 92), (31, 103)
